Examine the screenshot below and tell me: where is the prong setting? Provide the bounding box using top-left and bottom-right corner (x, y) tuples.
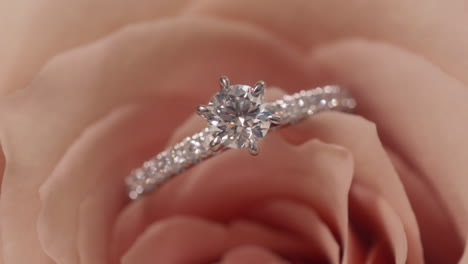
(248, 141), (259, 155)
(252, 80), (266, 95)
(196, 105), (210, 119)
(209, 135), (224, 152)
(219, 76), (230, 89)
(268, 114), (282, 125)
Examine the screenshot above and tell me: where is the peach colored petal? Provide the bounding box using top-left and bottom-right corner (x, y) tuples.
(74, 102), (186, 264)
(221, 220), (313, 258)
(123, 216), (310, 263)
(461, 245), (468, 264)
(0, 148), (4, 184)
(348, 226), (366, 264)
(112, 135), (353, 261)
(350, 183), (408, 264)
(220, 245), (288, 264)
(0, 17), (312, 264)
(0, 0), (189, 95)
(187, 0), (468, 85)
(248, 200), (339, 263)
(37, 102), (178, 263)
(308, 40), (468, 261)
(387, 149), (462, 264)
(223, 219), (310, 257)
(4, 0), (468, 98)
(366, 242), (393, 264)
(121, 216), (226, 264)
(280, 112), (424, 263)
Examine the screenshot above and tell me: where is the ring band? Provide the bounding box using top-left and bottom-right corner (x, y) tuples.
(125, 76), (356, 199)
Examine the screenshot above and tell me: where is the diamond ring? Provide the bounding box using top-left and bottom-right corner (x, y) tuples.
(125, 76), (356, 199)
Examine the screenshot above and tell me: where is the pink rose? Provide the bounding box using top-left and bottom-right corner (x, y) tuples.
(1, 0), (467, 263)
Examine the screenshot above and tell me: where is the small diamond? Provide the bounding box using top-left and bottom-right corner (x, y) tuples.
(125, 168), (156, 198)
(297, 98), (305, 107)
(143, 159), (166, 184)
(171, 147), (188, 167)
(156, 152), (179, 174)
(329, 98), (339, 108)
(320, 99), (327, 105)
(134, 168), (145, 179)
(184, 138), (204, 162)
(135, 185), (144, 194)
(129, 191), (138, 200)
(280, 97), (302, 123)
(198, 131), (214, 156)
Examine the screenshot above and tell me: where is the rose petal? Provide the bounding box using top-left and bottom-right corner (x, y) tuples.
(220, 245), (288, 264)
(123, 216), (309, 263)
(248, 200), (339, 263)
(121, 216), (226, 264)
(350, 183), (408, 264)
(280, 112), (424, 263)
(188, 0), (468, 84)
(38, 102), (178, 263)
(3, 0), (468, 96)
(0, 0), (189, 95)
(309, 39), (468, 261)
(387, 149), (462, 264)
(366, 242), (393, 264)
(348, 226), (366, 264)
(460, 245), (468, 264)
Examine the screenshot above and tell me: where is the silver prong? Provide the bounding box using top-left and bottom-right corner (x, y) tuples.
(197, 105), (210, 119)
(209, 136), (223, 152)
(252, 80), (266, 95)
(268, 114), (282, 125)
(248, 141), (259, 155)
(219, 76), (230, 89)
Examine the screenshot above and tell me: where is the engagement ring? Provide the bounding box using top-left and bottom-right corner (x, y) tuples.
(125, 76), (356, 199)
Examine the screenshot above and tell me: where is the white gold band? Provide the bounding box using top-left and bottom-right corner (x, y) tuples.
(126, 84), (356, 199)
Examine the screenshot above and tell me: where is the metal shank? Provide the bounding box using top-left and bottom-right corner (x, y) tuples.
(125, 85), (356, 199)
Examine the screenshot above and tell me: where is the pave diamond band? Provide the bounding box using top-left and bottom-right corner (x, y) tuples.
(126, 77), (356, 199)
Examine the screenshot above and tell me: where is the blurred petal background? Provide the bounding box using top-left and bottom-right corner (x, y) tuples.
(0, 0), (467, 263)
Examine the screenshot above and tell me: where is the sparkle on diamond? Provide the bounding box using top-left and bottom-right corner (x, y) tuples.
(206, 84), (271, 148)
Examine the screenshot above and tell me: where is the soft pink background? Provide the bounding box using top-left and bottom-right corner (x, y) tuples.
(0, 1), (467, 263)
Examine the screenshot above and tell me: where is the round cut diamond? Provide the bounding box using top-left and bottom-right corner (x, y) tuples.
(205, 84), (271, 149)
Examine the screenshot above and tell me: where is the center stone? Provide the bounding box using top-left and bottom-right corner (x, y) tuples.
(206, 84), (271, 149)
